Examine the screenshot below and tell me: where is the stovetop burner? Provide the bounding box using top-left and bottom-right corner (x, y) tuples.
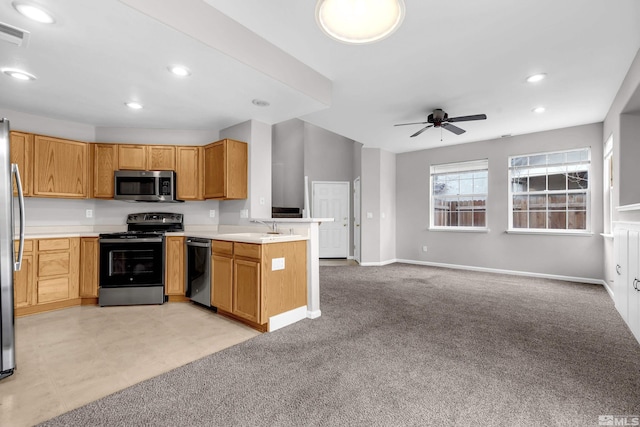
(99, 212), (184, 239)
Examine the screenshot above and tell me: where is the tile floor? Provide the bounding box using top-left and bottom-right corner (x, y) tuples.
(0, 303), (260, 427)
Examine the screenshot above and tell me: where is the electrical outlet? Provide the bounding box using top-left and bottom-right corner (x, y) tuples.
(259, 197), (265, 205)
(240, 209), (249, 219)
(209, 210), (216, 218)
(85, 209), (93, 218)
(366, 212), (373, 219)
(422, 246), (428, 252)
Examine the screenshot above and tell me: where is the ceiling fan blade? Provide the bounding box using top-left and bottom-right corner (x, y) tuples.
(394, 121), (429, 127)
(410, 125), (433, 137)
(446, 114), (487, 123)
(442, 123), (466, 135)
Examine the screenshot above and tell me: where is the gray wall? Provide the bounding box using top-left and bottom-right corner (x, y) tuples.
(396, 123), (604, 281)
(361, 148), (381, 263)
(271, 119), (361, 257)
(219, 119), (272, 223)
(272, 118), (304, 209)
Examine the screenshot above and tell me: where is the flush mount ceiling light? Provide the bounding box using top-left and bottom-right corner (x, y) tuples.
(532, 106), (546, 113)
(315, 0), (405, 44)
(2, 68), (36, 80)
(526, 73), (547, 83)
(252, 99), (270, 107)
(12, 2), (55, 24)
(125, 101), (143, 110)
(167, 65), (191, 77)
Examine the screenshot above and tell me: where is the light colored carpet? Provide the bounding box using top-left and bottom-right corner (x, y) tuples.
(40, 264), (640, 426)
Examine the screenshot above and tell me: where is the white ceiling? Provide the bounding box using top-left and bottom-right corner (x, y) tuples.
(1, 0), (639, 153)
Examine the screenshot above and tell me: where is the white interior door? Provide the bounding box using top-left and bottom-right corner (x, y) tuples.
(354, 177), (361, 264)
(313, 181), (349, 258)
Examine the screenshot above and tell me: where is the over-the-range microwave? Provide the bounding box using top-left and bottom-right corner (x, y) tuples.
(114, 170), (183, 202)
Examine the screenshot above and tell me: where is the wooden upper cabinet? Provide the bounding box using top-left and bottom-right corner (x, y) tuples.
(10, 131), (33, 196)
(118, 144), (176, 171)
(176, 146), (203, 200)
(203, 139), (247, 200)
(148, 146), (176, 171)
(33, 135), (88, 198)
(92, 144), (118, 198)
(118, 144), (147, 170)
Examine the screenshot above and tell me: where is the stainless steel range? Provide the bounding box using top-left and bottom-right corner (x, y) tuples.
(98, 212), (183, 307)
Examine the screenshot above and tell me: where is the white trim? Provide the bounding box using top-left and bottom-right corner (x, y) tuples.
(617, 203), (640, 212)
(359, 259), (398, 267)
(269, 306), (308, 332)
(429, 227), (490, 233)
(602, 279), (614, 300)
(395, 258), (603, 285)
(307, 309), (322, 319)
(505, 229), (593, 236)
(600, 233), (614, 239)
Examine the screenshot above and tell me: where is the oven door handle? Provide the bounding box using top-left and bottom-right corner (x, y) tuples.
(99, 238), (164, 243)
(186, 241), (211, 248)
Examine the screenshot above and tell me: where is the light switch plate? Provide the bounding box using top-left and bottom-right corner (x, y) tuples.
(85, 209), (93, 218)
(272, 257), (285, 271)
(209, 210), (216, 218)
(367, 212), (373, 219)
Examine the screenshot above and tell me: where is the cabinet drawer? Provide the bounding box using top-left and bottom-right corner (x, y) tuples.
(37, 277), (70, 303)
(14, 240), (34, 253)
(38, 251), (71, 277)
(234, 242), (261, 259)
(38, 238), (71, 251)
(212, 240), (234, 255)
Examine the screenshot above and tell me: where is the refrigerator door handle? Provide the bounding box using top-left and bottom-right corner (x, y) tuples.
(11, 163), (24, 272)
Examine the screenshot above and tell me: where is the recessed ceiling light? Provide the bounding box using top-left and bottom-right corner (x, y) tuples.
(315, 0), (405, 44)
(125, 102), (143, 110)
(167, 65), (191, 77)
(252, 99), (270, 107)
(526, 73), (547, 83)
(12, 2), (55, 24)
(2, 68), (36, 80)
(532, 107), (546, 113)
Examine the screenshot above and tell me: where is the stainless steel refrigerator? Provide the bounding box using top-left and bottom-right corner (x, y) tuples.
(0, 118), (26, 380)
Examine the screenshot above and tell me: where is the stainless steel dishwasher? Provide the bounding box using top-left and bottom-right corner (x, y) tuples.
(185, 238), (211, 307)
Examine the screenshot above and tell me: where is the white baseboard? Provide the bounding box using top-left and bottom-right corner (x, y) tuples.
(602, 279), (614, 299)
(307, 309), (322, 319)
(359, 259), (398, 267)
(395, 258), (603, 286)
(268, 306), (307, 332)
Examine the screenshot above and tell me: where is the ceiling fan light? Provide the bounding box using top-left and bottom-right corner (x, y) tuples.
(316, 0), (405, 44)
(2, 68), (36, 80)
(125, 101), (143, 110)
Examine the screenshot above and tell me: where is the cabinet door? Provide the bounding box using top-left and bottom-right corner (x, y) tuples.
(614, 228), (629, 321)
(225, 139), (248, 199)
(212, 253), (233, 312)
(10, 131), (33, 196)
(148, 146), (176, 171)
(118, 145), (147, 170)
(33, 136), (87, 198)
(204, 141), (225, 199)
(629, 231), (640, 342)
(176, 146), (202, 200)
(233, 258), (261, 323)
(13, 254), (34, 308)
(37, 277), (70, 303)
(79, 237), (99, 298)
(93, 144), (118, 198)
(165, 236), (185, 295)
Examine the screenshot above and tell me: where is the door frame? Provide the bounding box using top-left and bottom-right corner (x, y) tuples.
(353, 177), (361, 264)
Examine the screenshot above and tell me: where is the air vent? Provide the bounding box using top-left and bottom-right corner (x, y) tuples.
(0, 22), (30, 47)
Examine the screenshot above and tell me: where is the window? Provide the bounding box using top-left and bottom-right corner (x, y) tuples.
(430, 159), (488, 229)
(603, 135), (613, 233)
(509, 148), (590, 232)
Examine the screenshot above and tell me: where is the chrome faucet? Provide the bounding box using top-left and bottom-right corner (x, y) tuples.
(251, 220), (278, 233)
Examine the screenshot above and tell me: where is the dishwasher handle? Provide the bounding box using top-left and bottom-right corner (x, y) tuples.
(186, 238), (211, 248)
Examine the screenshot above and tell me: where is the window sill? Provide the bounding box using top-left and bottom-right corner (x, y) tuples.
(429, 227), (490, 233)
(506, 229), (593, 236)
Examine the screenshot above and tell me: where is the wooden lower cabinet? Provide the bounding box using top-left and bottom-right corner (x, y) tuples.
(13, 240), (34, 308)
(165, 236), (185, 296)
(80, 237), (99, 298)
(211, 239), (307, 330)
(15, 237), (81, 316)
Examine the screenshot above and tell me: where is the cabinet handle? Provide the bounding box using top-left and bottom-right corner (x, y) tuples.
(634, 278), (639, 291)
(616, 264), (621, 275)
